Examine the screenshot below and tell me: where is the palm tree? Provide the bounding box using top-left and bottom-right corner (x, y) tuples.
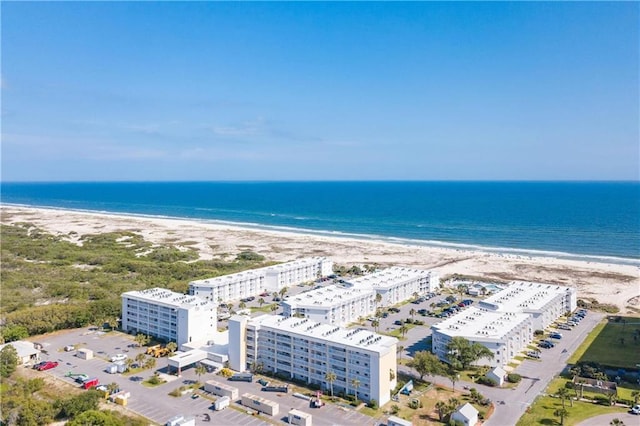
(325, 371), (337, 398)
(270, 304), (278, 314)
(397, 345), (404, 362)
(556, 387), (572, 408)
(610, 419), (625, 426)
(239, 301), (247, 310)
(125, 358), (135, 371)
(412, 292), (419, 301)
(631, 390), (640, 405)
(195, 362), (207, 383)
(166, 342), (178, 354)
(107, 382), (119, 394)
(447, 397), (460, 412)
(553, 408), (569, 426)
(134, 333), (150, 347)
(272, 292), (279, 300)
(279, 287), (288, 298)
(135, 353), (146, 364)
(372, 320), (380, 332)
(375, 293), (382, 310)
(409, 308), (416, 319)
(258, 298), (265, 307)
(351, 378), (361, 402)
(144, 357), (156, 370)
(399, 325), (408, 338)
(435, 401), (447, 421)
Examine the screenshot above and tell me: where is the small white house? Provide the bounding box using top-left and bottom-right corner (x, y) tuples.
(451, 403), (479, 426)
(0, 341), (39, 365)
(487, 366), (506, 387)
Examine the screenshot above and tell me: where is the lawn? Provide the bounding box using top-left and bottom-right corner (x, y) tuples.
(516, 397), (626, 426)
(568, 316), (640, 369)
(517, 378), (627, 426)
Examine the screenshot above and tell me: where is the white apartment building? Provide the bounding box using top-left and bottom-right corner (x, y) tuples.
(281, 285), (376, 326)
(229, 314), (397, 405)
(347, 267), (439, 306)
(121, 288), (217, 346)
(478, 281), (577, 330)
(431, 307), (532, 368)
(189, 257), (334, 302)
(431, 281), (577, 368)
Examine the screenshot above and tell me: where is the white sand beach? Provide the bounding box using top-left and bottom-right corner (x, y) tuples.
(2, 205), (638, 314)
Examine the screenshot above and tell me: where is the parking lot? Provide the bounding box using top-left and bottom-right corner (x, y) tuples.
(32, 327), (377, 425)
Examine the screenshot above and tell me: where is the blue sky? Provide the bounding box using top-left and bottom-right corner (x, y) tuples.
(2, 2), (638, 181)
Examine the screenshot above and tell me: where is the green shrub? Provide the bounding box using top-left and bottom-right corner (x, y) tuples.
(534, 330), (544, 336)
(507, 373), (522, 383)
(476, 376), (497, 387)
(368, 399), (378, 409)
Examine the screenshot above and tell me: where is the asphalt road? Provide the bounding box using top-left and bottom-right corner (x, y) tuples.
(398, 311), (605, 426)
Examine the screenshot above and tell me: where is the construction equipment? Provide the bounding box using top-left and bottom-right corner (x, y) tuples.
(146, 344), (161, 355)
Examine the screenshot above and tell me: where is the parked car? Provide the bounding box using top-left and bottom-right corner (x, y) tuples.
(32, 361), (47, 370)
(549, 333), (562, 339)
(110, 354), (127, 362)
(557, 324), (571, 331)
(630, 405), (640, 415)
(527, 351), (541, 359)
(538, 341), (553, 349)
(418, 309), (428, 315)
(382, 312), (389, 318)
(36, 361), (59, 371)
(394, 320), (403, 326)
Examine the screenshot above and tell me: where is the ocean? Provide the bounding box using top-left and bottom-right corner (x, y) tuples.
(1, 181), (639, 262)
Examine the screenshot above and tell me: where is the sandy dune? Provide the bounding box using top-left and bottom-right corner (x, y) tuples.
(2, 205), (638, 313)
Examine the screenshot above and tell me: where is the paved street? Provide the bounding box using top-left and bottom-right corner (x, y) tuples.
(398, 311), (605, 426)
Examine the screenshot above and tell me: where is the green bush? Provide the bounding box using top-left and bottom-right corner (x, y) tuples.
(592, 394), (610, 405)
(368, 398), (378, 409)
(507, 373), (522, 383)
(476, 376), (497, 387)
(534, 330), (544, 336)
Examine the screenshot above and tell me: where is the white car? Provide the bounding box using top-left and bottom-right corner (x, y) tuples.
(110, 354), (127, 362)
(630, 405), (640, 415)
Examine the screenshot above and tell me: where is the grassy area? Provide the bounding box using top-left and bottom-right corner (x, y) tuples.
(567, 317), (640, 369)
(516, 397), (626, 426)
(517, 378), (627, 426)
(383, 323), (417, 339)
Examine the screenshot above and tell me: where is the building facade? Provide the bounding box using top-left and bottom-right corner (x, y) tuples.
(347, 267), (439, 306)
(189, 257), (334, 302)
(121, 288), (217, 346)
(229, 314), (397, 405)
(281, 285), (376, 326)
(431, 307), (532, 368)
(431, 281), (577, 368)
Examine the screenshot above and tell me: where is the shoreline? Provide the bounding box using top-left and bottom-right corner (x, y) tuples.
(2, 204), (639, 314)
(3, 202), (638, 266)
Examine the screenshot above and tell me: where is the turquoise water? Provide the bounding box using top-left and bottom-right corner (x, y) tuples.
(1, 181), (638, 261)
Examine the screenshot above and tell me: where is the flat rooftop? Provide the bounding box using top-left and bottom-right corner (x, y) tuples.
(480, 281), (573, 312)
(283, 285), (374, 309)
(347, 266), (432, 289)
(122, 287), (216, 309)
(432, 306), (530, 340)
(189, 257), (330, 287)
(250, 315), (397, 353)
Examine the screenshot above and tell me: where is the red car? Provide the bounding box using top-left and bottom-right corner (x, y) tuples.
(36, 361), (59, 371)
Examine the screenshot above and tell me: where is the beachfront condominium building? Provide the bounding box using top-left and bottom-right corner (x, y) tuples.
(431, 307), (532, 368)
(281, 285), (376, 326)
(478, 281), (577, 330)
(346, 267), (439, 306)
(121, 288), (217, 346)
(431, 281), (577, 367)
(188, 257), (334, 302)
(229, 314), (397, 405)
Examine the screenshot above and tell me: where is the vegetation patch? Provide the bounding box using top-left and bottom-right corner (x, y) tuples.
(0, 224), (270, 342)
(568, 316), (640, 370)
